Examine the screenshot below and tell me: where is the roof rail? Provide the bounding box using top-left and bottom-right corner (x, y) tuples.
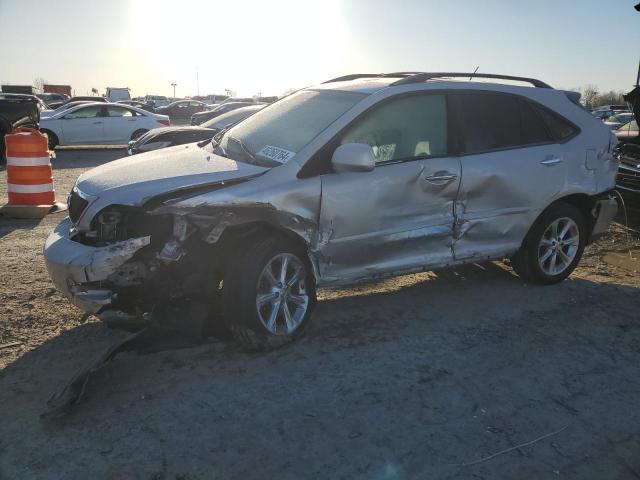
(322, 72), (422, 84)
(390, 72), (552, 89)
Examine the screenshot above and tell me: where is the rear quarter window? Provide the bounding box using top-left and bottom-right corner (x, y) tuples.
(530, 103), (579, 141)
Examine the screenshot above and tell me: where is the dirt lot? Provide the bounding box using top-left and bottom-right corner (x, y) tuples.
(1, 149), (640, 479)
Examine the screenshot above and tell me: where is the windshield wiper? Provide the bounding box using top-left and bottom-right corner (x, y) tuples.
(228, 135), (258, 163)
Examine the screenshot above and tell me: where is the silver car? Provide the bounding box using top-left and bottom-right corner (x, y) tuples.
(44, 72), (619, 350)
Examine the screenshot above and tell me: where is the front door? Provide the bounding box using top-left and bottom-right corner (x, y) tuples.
(317, 93), (461, 284)
(60, 105), (105, 144)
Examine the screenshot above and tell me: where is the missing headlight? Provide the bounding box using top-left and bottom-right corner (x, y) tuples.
(97, 209), (123, 244)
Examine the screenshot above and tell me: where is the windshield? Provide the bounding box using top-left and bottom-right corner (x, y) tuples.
(214, 89), (365, 166)
(609, 113), (633, 123)
(201, 107), (262, 129)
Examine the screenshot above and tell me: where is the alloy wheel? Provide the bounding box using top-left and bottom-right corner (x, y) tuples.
(537, 217), (580, 276)
(255, 253), (309, 335)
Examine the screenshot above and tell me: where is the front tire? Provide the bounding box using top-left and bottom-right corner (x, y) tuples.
(41, 129), (58, 150)
(222, 236), (316, 351)
(511, 203), (586, 284)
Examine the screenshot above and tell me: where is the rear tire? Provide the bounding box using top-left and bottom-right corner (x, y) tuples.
(511, 203), (586, 284)
(41, 129), (58, 150)
(131, 129), (148, 141)
(222, 236), (316, 351)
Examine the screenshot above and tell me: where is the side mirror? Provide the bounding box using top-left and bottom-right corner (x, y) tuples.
(331, 143), (375, 173)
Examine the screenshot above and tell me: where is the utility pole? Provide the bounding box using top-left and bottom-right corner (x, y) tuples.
(171, 83), (177, 99)
(196, 67), (200, 96)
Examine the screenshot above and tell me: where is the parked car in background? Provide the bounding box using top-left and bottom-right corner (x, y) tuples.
(220, 97), (255, 104)
(60, 96), (108, 107)
(604, 112), (635, 130)
(127, 104), (265, 155)
(615, 120), (639, 143)
(36, 92), (69, 109)
(155, 100), (210, 120)
(44, 72), (618, 350)
(118, 100), (156, 112)
(144, 95), (171, 107)
(39, 102), (169, 148)
(591, 105), (629, 121)
(40, 100), (93, 118)
(190, 101), (257, 125)
(615, 87), (640, 207)
(106, 87), (131, 102)
(0, 96), (39, 166)
(0, 93), (48, 111)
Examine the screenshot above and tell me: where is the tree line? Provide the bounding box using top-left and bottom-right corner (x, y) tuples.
(575, 85), (629, 110)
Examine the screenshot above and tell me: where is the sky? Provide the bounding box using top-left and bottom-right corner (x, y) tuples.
(0, 0), (638, 98)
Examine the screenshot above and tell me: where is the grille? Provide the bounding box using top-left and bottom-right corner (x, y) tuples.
(68, 189), (88, 223)
(617, 165), (640, 193)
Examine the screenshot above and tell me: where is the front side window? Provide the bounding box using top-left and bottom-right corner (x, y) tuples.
(340, 94), (448, 163)
(216, 89), (366, 166)
(66, 106), (102, 118)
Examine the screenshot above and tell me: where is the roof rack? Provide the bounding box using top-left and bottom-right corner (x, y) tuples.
(390, 72), (552, 89)
(322, 72), (423, 84)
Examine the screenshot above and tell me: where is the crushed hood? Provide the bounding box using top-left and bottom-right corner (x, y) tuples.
(75, 143), (269, 205)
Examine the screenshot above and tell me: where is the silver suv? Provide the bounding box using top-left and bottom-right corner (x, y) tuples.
(44, 72), (619, 350)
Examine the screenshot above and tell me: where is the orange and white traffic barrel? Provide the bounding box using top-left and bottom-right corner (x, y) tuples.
(5, 127), (55, 205)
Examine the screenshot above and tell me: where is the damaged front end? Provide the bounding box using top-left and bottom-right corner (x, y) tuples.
(44, 195), (243, 329)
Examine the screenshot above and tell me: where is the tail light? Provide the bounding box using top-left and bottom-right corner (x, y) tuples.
(158, 119), (170, 126)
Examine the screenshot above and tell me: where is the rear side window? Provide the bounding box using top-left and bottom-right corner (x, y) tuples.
(456, 93), (553, 153)
(531, 103), (578, 141)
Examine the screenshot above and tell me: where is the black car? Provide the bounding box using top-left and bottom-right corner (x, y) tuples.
(0, 93), (47, 111)
(155, 100), (209, 120)
(616, 86), (640, 207)
(58, 96), (107, 108)
(190, 101), (258, 125)
(127, 104), (265, 155)
(0, 97), (39, 166)
(36, 93), (69, 109)
(117, 100), (155, 112)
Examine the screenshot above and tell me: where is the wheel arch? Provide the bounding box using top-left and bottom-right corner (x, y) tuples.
(527, 193), (597, 247)
(40, 128), (59, 148)
(214, 219), (319, 282)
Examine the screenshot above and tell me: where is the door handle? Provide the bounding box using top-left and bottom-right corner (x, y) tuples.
(127, 119), (136, 122)
(424, 172), (458, 184)
(540, 156), (562, 166)
(92, 121), (103, 125)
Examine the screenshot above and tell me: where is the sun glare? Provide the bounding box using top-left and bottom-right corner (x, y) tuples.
(129, 0), (346, 96)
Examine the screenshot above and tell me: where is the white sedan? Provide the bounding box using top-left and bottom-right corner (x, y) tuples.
(39, 102), (170, 148)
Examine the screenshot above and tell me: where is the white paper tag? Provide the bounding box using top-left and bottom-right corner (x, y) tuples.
(257, 145), (296, 164)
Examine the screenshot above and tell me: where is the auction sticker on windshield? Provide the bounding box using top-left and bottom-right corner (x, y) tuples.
(257, 145), (296, 164)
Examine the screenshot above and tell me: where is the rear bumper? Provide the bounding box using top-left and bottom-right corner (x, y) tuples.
(44, 217), (150, 313)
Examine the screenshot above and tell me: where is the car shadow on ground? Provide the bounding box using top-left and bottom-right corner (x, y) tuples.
(0, 217), (45, 239)
(51, 147), (128, 169)
(2, 262), (640, 477)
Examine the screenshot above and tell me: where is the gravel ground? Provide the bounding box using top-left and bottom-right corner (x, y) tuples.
(1, 149), (640, 479)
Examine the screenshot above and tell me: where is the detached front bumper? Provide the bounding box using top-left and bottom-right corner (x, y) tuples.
(43, 217), (150, 314)
(589, 192), (619, 242)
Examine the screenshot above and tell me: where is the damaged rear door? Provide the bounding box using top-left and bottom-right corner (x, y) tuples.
(450, 91), (574, 260)
(317, 93), (461, 283)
